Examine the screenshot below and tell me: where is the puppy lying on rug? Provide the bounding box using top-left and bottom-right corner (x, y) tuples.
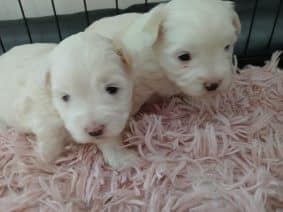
(86, 0), (241, 114)
(0, 32), (139, 170)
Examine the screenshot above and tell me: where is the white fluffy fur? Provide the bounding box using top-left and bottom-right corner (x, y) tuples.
(86, 0), (241, 113)
(0, 32), (139, 170)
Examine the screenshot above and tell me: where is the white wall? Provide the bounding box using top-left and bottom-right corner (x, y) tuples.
(0, 0), (167, 20)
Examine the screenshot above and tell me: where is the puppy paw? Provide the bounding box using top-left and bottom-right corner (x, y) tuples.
(36, 139), (64, 162)
(106, 149), (142, 170)
(98, 138), (144, 170)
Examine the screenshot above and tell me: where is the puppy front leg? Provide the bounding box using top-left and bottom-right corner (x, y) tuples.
(16, 86), (69, 162)
(34, 121), (68, 162)
(97, 136), (140, 170)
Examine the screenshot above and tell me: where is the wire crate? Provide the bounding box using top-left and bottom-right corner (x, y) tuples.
(0, 0), (165, 53)
(0, 0), (282, 67)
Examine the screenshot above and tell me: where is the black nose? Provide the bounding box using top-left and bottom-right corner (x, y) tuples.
(86, 125), (105, 137)
(204, 82), (220, 91)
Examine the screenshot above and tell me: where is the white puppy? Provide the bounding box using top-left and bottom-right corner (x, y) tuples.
(0, 32), (138, 170)
(86, 0), (241, 113)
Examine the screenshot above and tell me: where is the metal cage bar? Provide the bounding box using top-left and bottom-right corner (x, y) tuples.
(51, 0), (63, 41)
(0, 36), (5, 52)
(244, 0), (259, 56)
(145, 0), (148, 10)
(266, 0), (282, 50)
(18, 0), (32, 43)
(83, 0), (90, 26)
(115, 0), (119, 14)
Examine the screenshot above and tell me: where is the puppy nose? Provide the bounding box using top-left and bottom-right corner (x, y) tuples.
(204, 80), (222, 91)
(86, 125), (105, 137)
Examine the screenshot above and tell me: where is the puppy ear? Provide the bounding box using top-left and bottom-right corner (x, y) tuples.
(142, 4), (166, 46)
(225, 1), (241, 36)
(43, 52), (55, 90)
(44, 71), (51, 88)
(15, 65), (51, 119)
(232, 11), (241, 37)
(42, 58), (51, 88)
(123, 3), (165, 49)
(112, 39), (132, 73)
(38, 60), (52, 97)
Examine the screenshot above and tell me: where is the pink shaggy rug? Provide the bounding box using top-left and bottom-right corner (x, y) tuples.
(0, 53), (283, 212)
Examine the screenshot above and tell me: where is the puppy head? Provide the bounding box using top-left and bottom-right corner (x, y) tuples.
(142, 0), (241, 96)
(47, 32), (132, 144)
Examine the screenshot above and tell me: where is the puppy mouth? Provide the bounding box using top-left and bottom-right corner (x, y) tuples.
(205, 85), (231, 96)
(79, 134), (116, 144)
(185, 86), (230, 97)
(80, 135), (106, 144)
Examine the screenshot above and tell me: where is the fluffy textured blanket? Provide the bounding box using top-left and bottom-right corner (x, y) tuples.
(0, 53), (283, 212)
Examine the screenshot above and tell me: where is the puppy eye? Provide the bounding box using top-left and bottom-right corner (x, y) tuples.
(62, 94), (70, 102)
(106, 86), (119, 95)
(224, 45), (231, 51)
(178, 52), (191, 62)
